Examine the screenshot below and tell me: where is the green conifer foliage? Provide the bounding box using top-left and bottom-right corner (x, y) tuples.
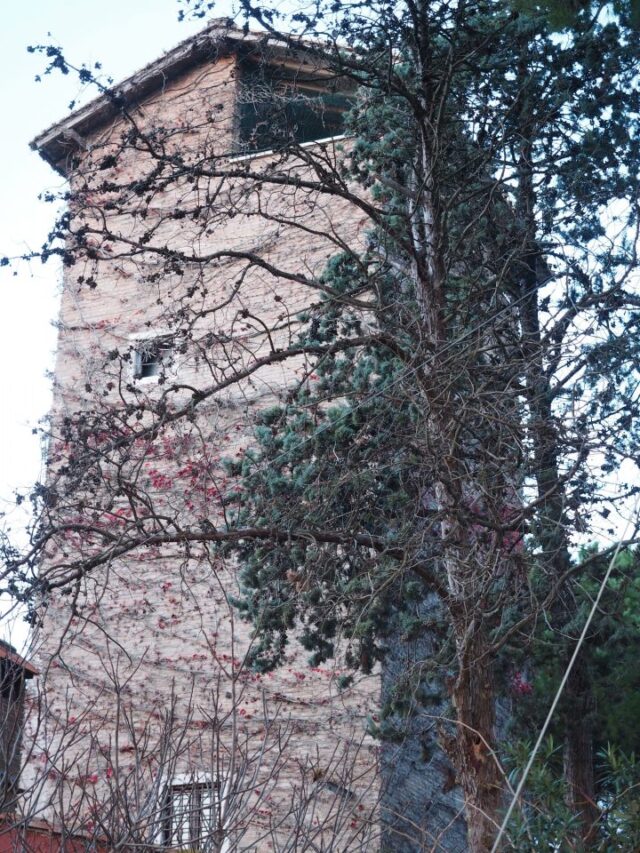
(224, 2), (640, 846)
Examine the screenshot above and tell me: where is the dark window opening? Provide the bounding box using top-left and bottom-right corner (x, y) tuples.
(133, 338), (173, 380)
(162, 781), (215, 850)
(0, 662), (22, 702)
(238, 59), (350, 152)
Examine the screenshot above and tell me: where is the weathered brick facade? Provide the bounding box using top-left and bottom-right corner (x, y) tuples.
(22, 20), (476, 851)
(25, 21), (382, 852)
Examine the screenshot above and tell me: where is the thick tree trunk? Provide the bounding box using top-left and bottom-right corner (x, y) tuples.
(516, 139), (599, 845)
(564, 655), (599, 845)
(448, 635), (503, 853)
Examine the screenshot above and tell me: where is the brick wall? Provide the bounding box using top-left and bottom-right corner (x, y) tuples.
(26, 42), (382, 851)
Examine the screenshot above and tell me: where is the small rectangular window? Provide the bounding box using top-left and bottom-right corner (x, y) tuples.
(162, 781), (215, 850)
(133, 337), (173, 380)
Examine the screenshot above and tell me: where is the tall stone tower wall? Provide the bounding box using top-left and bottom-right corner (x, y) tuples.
(25, 33), (380, 851)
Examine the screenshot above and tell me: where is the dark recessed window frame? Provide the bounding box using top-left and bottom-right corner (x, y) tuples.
(237, 55), (352, 153)
(132, 335), (174, 381)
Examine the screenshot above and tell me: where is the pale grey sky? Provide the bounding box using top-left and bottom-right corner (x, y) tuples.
(0, 0), (232, 645)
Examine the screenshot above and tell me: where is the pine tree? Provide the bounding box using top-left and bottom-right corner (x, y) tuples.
(224, 1), (640, 847)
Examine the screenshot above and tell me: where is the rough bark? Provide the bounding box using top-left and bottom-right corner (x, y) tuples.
(448, 633), (503, 853)
(564, 655), (599, 845)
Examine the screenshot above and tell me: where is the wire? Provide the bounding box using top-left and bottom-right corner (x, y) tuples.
(490, 500), (639, 853)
